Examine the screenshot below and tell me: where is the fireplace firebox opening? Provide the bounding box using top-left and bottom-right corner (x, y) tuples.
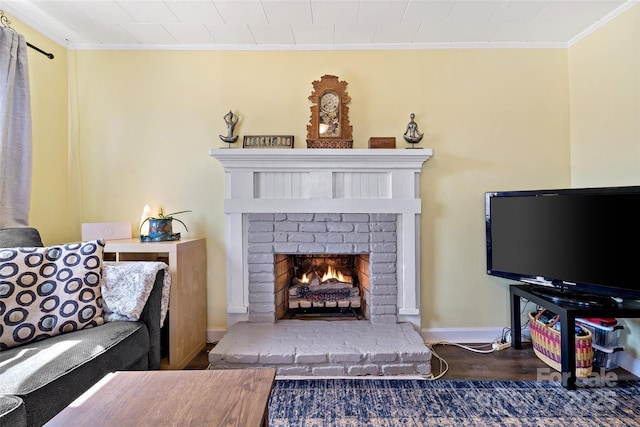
(274, 253), (370, 320)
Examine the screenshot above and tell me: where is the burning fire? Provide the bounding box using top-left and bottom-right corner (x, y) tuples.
(293, 265), (351, 287)
(321, 265), (346, 283)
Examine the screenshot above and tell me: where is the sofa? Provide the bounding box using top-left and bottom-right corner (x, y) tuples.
(0, 227), (167, 426)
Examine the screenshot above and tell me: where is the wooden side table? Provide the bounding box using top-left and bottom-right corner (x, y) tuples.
(104, 238), (207, 370)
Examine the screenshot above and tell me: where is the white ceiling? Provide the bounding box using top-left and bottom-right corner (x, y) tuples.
(0, 0), (637, 51)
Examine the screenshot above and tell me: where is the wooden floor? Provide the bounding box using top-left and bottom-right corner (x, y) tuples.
(185, 341), (638, 381)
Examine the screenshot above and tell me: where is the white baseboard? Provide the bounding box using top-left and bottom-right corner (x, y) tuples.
(208, 326), (511, 345)
(420, 327), (506, 344)
(207, 328), (226, 343)
(619, 352), (640, 377)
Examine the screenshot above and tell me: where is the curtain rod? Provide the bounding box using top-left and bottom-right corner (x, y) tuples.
(1, 10), (54, 60)
(26, 41), (54, 59)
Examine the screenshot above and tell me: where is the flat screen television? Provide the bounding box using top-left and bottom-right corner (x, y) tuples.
(485, 185), (640, 306)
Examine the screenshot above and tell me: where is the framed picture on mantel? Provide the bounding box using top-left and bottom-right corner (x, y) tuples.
(243, 135), (294, 148)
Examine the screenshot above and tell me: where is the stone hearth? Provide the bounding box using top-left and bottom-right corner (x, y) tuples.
(208, 320), (432, 377)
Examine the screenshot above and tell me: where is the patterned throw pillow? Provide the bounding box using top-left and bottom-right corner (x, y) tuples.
(0, 240), (106, 350)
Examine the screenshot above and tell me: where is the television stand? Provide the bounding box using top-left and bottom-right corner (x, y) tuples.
(528, 286), (619, 308)
(510, 284), (640, 390)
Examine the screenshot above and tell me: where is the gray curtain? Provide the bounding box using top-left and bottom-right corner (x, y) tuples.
(0, 27), (32, 228)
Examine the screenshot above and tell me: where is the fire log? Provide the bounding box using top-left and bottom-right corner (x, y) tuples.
(289, 283), (307, 297)
(309, 280), (353, 292)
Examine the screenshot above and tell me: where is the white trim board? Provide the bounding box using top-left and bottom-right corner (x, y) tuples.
(421, 327), (506, 344)
(207, 328), (226, 344)
(209, 327), (512, 346)
(207, 327), (504, 346)
(620, 352), (640, 378)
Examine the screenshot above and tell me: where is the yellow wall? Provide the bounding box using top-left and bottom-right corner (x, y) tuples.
(11, 15), (574, 336)
(11, 4), (640, 369)
(68, 48), (570, 330)
(569, 5), (640, 358)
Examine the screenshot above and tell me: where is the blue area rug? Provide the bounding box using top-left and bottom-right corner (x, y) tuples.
(268, 379), (640, 426)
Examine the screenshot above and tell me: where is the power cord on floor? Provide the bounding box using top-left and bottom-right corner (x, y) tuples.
(424, 337), (518, 380)
(424, 302), (538, 380)
(424, 343), (449, 379)
(432, 341), (498, 354)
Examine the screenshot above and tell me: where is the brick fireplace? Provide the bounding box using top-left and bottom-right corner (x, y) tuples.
(209, 148), (432, 330)
(249, 212), (396, 323)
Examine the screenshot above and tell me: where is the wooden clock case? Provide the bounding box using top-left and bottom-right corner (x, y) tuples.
(306, 75), (353, 148)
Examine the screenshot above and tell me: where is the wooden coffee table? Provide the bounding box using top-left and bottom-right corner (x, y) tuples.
(45, 369), (276, 426)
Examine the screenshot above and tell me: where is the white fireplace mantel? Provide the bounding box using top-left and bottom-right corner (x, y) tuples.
(209, 148), (433, 328)
(210, 148), (432, 169)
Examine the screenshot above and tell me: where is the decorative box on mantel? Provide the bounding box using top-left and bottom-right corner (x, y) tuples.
(209, 148), (433, 329)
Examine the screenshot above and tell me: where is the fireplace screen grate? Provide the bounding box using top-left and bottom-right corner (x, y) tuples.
(297, 287), (352, 302)
(276, 253), (368, 319)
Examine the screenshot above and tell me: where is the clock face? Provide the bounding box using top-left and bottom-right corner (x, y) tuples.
(320, 92), (339, 113)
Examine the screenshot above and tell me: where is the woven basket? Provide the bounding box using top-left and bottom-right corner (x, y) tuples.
(529, 310), (593, 377)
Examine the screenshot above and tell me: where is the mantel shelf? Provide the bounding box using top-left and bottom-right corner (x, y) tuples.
(209, 148), (433, 171)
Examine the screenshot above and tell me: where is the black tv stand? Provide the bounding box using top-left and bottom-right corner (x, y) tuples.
(527, 286), (619, 308)
(510, 284), (640, 390)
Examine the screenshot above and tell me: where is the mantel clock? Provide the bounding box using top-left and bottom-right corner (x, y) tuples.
(306, 75), (353, 148)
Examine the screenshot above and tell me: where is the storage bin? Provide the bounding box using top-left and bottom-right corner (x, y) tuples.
(529, 310), (593, 377)
(576, 318), (624, 347)
(592, 343), (624, 369)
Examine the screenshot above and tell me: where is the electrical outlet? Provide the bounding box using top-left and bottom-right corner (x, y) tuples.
(492, 341), (511, 351)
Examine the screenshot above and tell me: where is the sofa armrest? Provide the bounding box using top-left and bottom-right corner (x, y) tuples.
(0, 395), (27, 427)
(102, 262), (169, 370)
(136, 268), (165, 370)
(0, 227), (43, 248)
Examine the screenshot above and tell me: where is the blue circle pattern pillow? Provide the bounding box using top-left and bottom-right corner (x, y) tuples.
(0, 240), (105, 350)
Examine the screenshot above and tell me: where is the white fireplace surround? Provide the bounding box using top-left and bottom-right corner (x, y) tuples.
(210, 148), (433, 329)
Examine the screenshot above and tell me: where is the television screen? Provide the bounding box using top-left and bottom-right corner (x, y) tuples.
(486, 186), (640, 301)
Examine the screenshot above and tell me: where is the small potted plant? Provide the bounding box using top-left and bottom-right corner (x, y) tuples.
(139, 209), (191, 242)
